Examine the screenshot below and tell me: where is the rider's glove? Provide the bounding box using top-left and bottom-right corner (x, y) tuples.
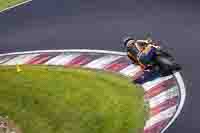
(149, 44), (161, 49)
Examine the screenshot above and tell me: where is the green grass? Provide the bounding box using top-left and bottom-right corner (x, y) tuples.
(0, 65), (148, 133)
(0, 0), (28, 12)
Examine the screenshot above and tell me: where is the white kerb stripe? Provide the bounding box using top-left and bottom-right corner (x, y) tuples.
(119, 64), (140, 77)
(45, 53), (80, 65)
(2, 54), (39, 65)
(0, 56), (13, 64)
(142, 75), (173, 91)
(145, 105), (177, 129)
(83, 55), (122, 69)
(148, 86), (179, 108)
(44, 54), (67, 65)
(60, 54), (82, 65)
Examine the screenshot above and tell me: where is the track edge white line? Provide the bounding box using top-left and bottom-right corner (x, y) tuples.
(160, 72), (186, 133)
(0, 0), (32, 13)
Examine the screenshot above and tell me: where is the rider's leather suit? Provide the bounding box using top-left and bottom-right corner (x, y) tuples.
(126, 43), (157, 69)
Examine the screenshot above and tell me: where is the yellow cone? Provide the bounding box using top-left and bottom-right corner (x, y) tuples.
(16, 64), (22, 72)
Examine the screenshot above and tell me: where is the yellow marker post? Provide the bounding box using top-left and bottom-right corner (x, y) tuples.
(16, 64), (22, 72)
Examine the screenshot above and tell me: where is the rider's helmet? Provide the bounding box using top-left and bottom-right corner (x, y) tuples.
(122, 36), (135, 49)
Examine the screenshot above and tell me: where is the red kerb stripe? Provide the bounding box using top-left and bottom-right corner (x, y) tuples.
(26, 54), (52, 64)
(145, 79), (176, 99)
(104, 57), (130, 72)
(150, 96), (178, 116)
(65, 55), (91, 67)
(144, 118), (170, 133)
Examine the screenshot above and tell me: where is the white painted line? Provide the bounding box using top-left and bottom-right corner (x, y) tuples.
(160, 72), (186, 133)
(0, 0), (32, 13)
(0, 49), (126, 57)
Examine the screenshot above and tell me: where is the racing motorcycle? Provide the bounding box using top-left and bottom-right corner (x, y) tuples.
(150, 46), (182, 76)
(126, 39), (182, 76)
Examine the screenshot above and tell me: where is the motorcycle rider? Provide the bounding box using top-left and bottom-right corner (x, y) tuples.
(123, 37), (161, 70)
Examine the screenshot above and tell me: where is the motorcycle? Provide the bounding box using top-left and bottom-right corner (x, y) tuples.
(151, 47), (182, 76)
(126, 41), (182, 76)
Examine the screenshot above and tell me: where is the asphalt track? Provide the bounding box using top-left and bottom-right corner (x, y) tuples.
(0, 0), (199, 132)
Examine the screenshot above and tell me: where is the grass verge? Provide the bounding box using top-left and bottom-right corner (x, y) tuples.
(0, 65), (148, 133)
(0, 0), (30, 12)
